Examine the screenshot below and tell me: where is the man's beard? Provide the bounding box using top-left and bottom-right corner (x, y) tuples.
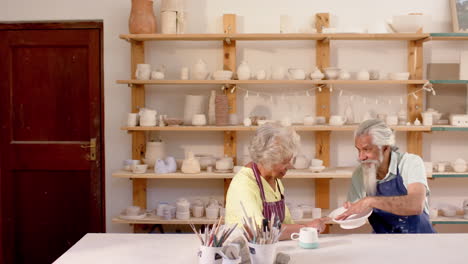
(359, 150), (384, 196)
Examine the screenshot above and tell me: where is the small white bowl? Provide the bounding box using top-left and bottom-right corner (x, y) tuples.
(323, 67), (340, 80)
(212, 70), (233, 80)
(132, 164), (148, 174)
(389, 72), (410, 80)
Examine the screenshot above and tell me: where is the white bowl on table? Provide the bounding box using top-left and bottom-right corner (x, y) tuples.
(328, 206), (373, 229)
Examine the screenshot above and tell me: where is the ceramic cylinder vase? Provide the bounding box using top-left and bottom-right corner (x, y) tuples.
(183, 95), (207, 125)
(215, 95), (229, 126)
(129, 0), (157, 34)
(144, 141), (166, 169)
(208, 90), (216, 125)
(161, 11), (177, 34)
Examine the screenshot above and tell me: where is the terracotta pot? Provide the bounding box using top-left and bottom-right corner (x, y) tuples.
(129, 0), (157, 34)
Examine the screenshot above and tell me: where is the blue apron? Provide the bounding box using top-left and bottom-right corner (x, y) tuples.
(368, 153), (435, 234)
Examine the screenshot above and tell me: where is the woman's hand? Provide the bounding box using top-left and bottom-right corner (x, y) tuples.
(305, 217), (330, 233)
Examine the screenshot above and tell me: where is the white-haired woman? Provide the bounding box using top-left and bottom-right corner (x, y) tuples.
(336, 119), (435, 233)
(225, 123), (329, 240)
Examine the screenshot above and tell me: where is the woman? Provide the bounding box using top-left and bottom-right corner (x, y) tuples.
(225, 123), (329, 240)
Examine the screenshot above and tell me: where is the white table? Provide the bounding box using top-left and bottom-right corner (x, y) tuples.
(54, 233), (468, 264)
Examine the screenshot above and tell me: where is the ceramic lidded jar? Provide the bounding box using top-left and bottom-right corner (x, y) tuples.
(129, 0), (157, 34)
(237, 61), (251, 80)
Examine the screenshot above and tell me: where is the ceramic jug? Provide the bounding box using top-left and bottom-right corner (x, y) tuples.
(192, 59), (208, 80)
(237, 61), (251, 80)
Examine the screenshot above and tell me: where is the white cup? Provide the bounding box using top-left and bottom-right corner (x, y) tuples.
(125, 205), (141, 216)
(198, 246), (223, 264)
(291, 227), (319, 249)
(303, 115), (316, 125)
(311, 159), (323, 167)
(127, 113), (139, 127)
(193, 206), (204, 218)
(181, 67), (189, 80)
(422, 112), (433, 126)
(132, 164), (148, 174)
(248, 242), (277, 264)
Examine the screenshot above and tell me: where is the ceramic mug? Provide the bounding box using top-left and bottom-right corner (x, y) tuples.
(329, 115), (347, 126)
(198, 246), (223, 264)
(291, 227), (319, 249)
(248, 242), (277, 264)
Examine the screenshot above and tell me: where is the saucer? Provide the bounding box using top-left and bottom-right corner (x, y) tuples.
(309, 166), (325, 173)
(119, 210), (147, 220)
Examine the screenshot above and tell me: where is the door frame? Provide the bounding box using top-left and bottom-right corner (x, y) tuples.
(0, 21), (106, 262)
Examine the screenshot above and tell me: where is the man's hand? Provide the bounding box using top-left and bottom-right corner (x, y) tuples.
(305, 217), (330, 233)
(335, 197), (373, 221)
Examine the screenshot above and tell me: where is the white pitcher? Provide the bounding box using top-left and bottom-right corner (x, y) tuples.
(237, 61), (251, 80)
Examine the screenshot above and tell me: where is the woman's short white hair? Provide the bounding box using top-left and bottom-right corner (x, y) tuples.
(249, 123), (300, 170)
(354, 119), (396, 148)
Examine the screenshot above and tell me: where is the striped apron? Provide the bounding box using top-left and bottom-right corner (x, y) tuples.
(252, 163), (286, 223)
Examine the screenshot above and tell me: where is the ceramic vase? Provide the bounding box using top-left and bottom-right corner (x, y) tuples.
(143, 141), (166, 169)
(215, 95), (229, 126)
(183, 95), (206, 125)
(129, 0), (157, 34)
(208, 90), (216, 125)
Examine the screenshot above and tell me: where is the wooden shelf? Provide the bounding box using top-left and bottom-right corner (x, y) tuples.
(431, 126), (468, 132)
(112, 167), (355, 179)
(113, 215), (220, 225)
(429, 33), (468, 41)
(117, 79), (429, 85)
(119, 33), (429, 42)
(430, 80), (468, 84)
(431, 216), (468, 224)
(121, 125), (431, 132)
(430, 172), (468, 178)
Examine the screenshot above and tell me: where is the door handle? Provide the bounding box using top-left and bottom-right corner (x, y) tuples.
(81, 138), (97, 161)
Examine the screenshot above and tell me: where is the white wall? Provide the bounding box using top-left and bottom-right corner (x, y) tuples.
(2, 0), (468, 233)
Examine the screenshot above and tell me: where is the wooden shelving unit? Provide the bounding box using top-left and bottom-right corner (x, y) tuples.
(431, 172), (468, 178)
(118, 13), (468, 231)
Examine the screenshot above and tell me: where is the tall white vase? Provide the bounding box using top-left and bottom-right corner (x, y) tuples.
(183, 95), (207, 125)
(208, 90), (216, 125)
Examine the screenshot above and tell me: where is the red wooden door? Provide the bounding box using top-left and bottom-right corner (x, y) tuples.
(0, 22), (105, 264)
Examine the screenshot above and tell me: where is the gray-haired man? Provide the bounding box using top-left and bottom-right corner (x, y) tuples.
(336, 119), (435, 233)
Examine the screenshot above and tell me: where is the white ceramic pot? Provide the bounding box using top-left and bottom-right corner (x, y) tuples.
(216, 157), (234, 171)
(135, 64), (151, 80)
(237, 61), (251, 80)
(161, 11), (177, 34)
(184, 95), (207, 125)
(329, 115), (347, 126)
(192, 114), (207, 126)
(143, 141), (166, 169)
(192, 59), (208, 80)
(357, 69), (370, 80)
(310, 67), (324, 80)
(288, 68), (306, 80)
(324, 67), (340, 80)
(181, 151), (201, 174)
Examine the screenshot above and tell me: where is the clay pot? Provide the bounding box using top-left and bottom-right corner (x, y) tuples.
(129, 0), (157, 34)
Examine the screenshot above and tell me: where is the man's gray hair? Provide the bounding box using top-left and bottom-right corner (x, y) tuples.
(354, 119), (396, 148)
(248, 122), (300, 170)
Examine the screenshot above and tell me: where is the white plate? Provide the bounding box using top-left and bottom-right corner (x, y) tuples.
(119, 209), (147, 220)
(309, 165), (325, 173)
(328, 206), (372, 229)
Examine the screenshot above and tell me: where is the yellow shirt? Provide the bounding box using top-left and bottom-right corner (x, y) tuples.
(225, 166), (293, 226)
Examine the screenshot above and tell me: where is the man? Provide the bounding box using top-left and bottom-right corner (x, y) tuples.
(336, 119), (435, 233)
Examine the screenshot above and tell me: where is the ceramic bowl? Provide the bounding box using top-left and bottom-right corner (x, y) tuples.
(323, 67), (340, 80)
(389, 72), (410, 80)
(132, 164), (148, 174)
(212, 70), (233, 80)
(391, 15), (424, 33)
(164, 117), (184, 126)
(329, 206), (373, 229)
(453, 163), (467, 173)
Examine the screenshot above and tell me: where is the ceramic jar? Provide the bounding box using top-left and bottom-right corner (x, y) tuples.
(357, 69), (370, 80)
(216, 156), (234, 171)
(237, 61), (251, 80)
(288, 68), (306, 80)
(143, 141), (166, 169)
(139, 108), (157, 126)
(129, 0), (157, 34)
(310, 67), (325, 80)
(192, 59), (208, 80)
(181, 151), (201, 174)
(161, 11), (177, 34)
(135, 64), (151, 80)
(192, 114), (207, 126)
(183, 95), (206, 125)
